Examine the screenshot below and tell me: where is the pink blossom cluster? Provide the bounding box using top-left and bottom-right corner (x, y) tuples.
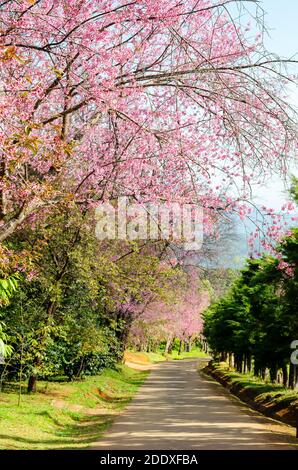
(0, 1), (296, 251)
(129, 268), (209, 347)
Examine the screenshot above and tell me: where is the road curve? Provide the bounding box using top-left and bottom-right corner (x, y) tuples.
(92, 359), (297, 450)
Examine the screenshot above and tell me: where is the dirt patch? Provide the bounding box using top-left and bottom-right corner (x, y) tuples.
(39, 385), (74, 398)
(0, 396), (9, 402)
(124, 351), (150, 364)
(124, 361), (154, 371)
(85, 406), (115, 416)
(97, 389), (116, 401)
(51, 398), (116, 417)
(203, 363), (298, 428)
(51, 399), (84, 412)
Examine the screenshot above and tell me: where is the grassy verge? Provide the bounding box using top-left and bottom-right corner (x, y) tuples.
(169, 349), (210, 360)
(204, 361), (298, 427)
(125, 348), (210, 365)
(0, 365), (148, 450)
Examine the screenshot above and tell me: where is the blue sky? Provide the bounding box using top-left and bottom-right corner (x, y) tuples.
(261, 0), (298, 59)
(244, 0), (298, 208)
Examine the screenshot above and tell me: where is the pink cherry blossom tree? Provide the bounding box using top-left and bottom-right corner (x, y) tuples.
(0, 0), (297, 250)
(129, 267), (209, 352)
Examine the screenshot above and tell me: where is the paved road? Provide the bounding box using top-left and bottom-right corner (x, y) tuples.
(92, 359), (297, 450)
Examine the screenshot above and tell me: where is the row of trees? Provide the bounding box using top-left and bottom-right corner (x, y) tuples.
(1, 205), (204, 391)
(128, 268), (210, 353)
(204, 186), (298, 389)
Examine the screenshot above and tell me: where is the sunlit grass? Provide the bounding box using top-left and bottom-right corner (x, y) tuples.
(0, 365), (148, 450)
(127, 347), (210, 364)
(207, 362), (298, 425)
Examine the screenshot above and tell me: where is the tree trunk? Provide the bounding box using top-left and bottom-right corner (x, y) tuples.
(247, 354), (252, 373)
(27, 374), (37, 393)
(289, 362), (295, 389)
(220, 351), (227, 362)
(27, 355), (41, 393)
(165, 337), (172, 355)
(231, 353), (234, 368)
(254, 359), (261, 378)
(294, 365), (298, 390)
(228, 353), (232, 367)
(235, 354), (243, 373)
(282, 365), (288, 387)
(269, 364), (278, 383)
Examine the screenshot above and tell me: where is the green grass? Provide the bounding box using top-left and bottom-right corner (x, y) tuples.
(169, 349), (210, 360)
(139, 351), (167, 363)
(223, 371), (298, 404)
(205, 362), (298, 426)
(209, 362), (297, 398)
(0, 365), (148, 450)
(128, 348), (210, 364)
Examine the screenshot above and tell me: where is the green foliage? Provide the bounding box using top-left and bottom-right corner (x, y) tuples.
(0, 276), (18, 362)
(0, 276), (18, 306)
(0, 277), (122, 382)
(203, 229), (298, 385)
(0, 322), (13, 359)
(0, 206), (185, 388)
